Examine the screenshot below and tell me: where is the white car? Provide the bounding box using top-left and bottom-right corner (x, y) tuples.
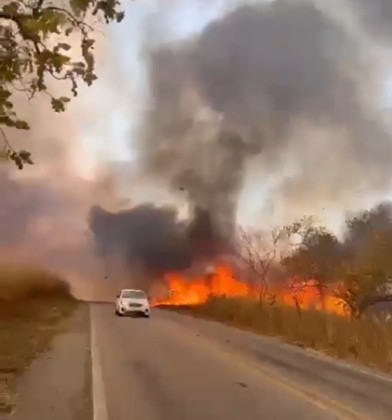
(115, 289), (150, 318)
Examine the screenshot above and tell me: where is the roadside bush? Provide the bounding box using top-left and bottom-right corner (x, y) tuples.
(0, 264), (71, 301)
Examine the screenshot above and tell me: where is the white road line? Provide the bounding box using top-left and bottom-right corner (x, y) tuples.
(90, 305), (109, 420)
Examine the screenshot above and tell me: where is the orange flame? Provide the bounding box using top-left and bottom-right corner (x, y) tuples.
(152, 264), (347, 316)
(280, 282), (347, 316)
(153, 265), (252, 306)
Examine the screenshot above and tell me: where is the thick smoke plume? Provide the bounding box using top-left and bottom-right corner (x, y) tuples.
(134, 0), (392, 232)
(88, 203), (229, 278)
(4, 0), (392, 297)
(89, 0), (392, 277)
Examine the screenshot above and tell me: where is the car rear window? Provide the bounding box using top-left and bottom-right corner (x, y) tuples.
(121, 290), (146, 299)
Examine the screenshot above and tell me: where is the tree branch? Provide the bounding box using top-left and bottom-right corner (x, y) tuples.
(0, 127), (15, 153)
(0, 11), (42, 54)
(46, 6), (94, 34)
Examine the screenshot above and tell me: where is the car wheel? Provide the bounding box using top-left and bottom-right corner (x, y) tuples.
(144, 313), (150, 318)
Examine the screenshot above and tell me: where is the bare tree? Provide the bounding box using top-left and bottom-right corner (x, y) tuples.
(235, 220), (308, 303)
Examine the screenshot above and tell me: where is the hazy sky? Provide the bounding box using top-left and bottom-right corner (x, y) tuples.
(77, 0), (272, 162)
(72, 0), (392, 232)
(77, 0), (226, 164)
(71, 1), (285, 224)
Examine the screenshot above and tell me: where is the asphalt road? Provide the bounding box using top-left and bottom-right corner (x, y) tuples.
(10, 305), (92, 420)
(91, 304), (392, 420)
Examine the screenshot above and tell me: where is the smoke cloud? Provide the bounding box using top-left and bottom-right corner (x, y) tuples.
(0, 163), (120, 299)
(0, 26), (126, 300)
(4, 0), (392, 297)
(134, 0), (392, 232)
(351, 0), (392, 42)
(88, 0), (392, 277)
(88, 203), (229, 278)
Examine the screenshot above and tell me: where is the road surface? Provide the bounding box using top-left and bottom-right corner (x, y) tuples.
(91, 304), (392, 420)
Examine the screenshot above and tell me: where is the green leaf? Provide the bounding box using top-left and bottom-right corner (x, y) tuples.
(51, 97), (70, 112)
(14, 120), (30, 130)
(51, 98), (65, 112)
(18, 150), (34, 165)
(39, 10), (65, 34)
(82, 39), (95, 50)
(0, 89), (12, 100)
(116, 11), (125, 23)
(0, 116), (15, 127)
(52, 53), (70, 70)
(9, 152), (23, 170)
(2, 2), (20, 14)
(20, 17), (41, 41)
(70, 0), (91, 16)
(83, 72), (97, 86)
(0, 0), (125, 168)
(58, 96), (71, 106)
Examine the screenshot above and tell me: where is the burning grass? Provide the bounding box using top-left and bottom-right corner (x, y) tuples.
(0, 264), (77, 414)
(166, 296), (392, 374)
(153, 264), (346, 316)
(154, 263), (392, 373)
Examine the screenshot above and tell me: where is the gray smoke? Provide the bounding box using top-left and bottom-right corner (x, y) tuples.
(0, 165), (120, 299)
(136, 0), (392, 232)
(0, 173), (61, 244)
(351, 0), (392, 42)
(6, 0), (392, 295)
(0, 24), (129, 299)
(88, 203), (230, 276)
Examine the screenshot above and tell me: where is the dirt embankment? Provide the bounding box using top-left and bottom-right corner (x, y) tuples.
(0, 265), (77, 415)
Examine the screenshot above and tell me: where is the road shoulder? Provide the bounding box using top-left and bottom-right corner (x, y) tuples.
(159, 308), (392, 420)
(4, 305), (92, 420)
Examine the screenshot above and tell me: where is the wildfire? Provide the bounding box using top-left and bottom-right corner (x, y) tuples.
(152, 263), (347, 316)
(280, 282), (347, 316)
(153, 265), (252, 306)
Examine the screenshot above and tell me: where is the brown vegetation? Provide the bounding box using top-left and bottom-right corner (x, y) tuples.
(165, 202), (392, 375)
(172, 296), (392, 374)
(236, 202), (392, 320)
(0, 264), (77, 414)
(0, 265), (71, 301)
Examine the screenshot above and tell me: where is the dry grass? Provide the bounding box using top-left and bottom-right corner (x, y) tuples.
(0, 265), (71, 301)
(168, 296), (392, 374)
(0, 264), (77, 414)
